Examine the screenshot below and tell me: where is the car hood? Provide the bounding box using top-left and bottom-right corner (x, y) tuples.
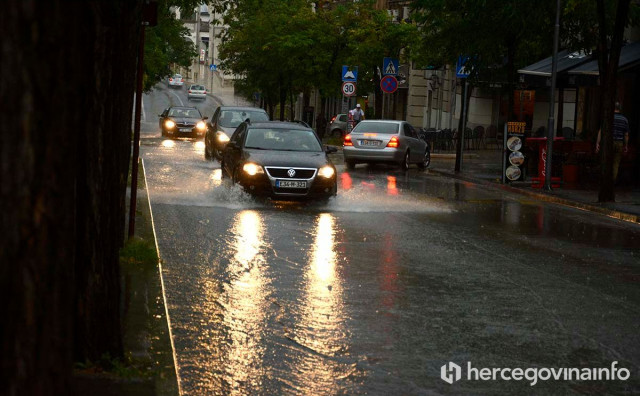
(217, 126), (237, 135)
(243, 150), (332, 168)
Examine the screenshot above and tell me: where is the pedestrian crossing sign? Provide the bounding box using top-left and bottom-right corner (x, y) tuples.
(383, 57), (399, 76)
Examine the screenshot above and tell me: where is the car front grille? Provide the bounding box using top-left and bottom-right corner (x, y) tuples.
(265, 167), (316, 179)
(176, 122), (195, 128)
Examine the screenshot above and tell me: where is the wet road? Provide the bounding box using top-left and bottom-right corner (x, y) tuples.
(140, 87), (640, 395)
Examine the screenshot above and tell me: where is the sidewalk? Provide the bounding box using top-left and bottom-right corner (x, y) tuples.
(428, 149), (640, 224)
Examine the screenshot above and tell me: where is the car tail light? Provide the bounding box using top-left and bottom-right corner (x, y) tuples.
(188, 90), (192, 93)
(181, 78), (184, 82)
(386, 135), (399, 148)
(169, 78), (173, 81)
(330, 116), (336, 123)
(344, 134), (353, 146)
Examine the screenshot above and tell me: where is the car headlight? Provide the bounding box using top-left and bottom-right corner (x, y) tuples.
(217, 132), (230, 143)
(242, 163), (264, 176)
(196, 121), (206, 130)
(165, 120), (175, 128)
(318, 166), (335, 178)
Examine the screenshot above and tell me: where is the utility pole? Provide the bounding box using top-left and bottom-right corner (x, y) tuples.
(129, 1), (157, 238)
(544, 0), (561, 191)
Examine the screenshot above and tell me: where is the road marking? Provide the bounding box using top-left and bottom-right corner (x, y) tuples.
(141, 158), (184, 396)
(169, 89), (184, 106)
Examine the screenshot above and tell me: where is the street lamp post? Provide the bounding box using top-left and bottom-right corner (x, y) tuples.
(544, 0), (561, 191)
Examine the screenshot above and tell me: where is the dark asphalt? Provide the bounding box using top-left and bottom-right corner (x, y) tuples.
(139, 87), (640, 395)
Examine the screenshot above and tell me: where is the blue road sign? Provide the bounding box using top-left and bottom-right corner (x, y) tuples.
(342, 66), (358, 82)
(383, 57), (399, 76)
(380, 75), (398, 93)
(210, 64), (217, 71)
(456, 56), (471, 78)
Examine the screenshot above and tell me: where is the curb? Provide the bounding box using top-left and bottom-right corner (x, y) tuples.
(428, 168), (640, 225)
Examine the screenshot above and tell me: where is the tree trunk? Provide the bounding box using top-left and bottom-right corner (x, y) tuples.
(596, 0), (631, 202)
(0, 2), (140, 394)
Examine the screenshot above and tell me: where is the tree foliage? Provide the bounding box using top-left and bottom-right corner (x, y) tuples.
(143, 0), (197, 92)
(211, 0), (416, 118)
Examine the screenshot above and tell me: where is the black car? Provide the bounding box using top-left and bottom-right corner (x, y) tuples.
(221, 121), (338, 199)
(159, 106), (208, 138)
(204, 106), (269, 160)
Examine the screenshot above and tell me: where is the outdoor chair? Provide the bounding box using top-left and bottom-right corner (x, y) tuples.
(473, 125), (485, 149)
(485, 125), (498, 149)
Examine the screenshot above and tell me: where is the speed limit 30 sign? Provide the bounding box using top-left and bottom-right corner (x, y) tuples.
(342, 81), (356, 96)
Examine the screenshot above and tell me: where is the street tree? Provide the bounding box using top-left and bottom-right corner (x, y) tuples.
(1, 1), (141, 394)
(143, 0), (197, 92)
(563, 0), (639, 202)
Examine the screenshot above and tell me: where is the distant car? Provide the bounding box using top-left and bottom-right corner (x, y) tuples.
(204, 106), (269, 161)
(221, 121), (338, 200)
(158, 106), (208, 138)
(187, 84), (207, 101)
(168, 74), (184, 88)
(343, 120), (430, 170)
(327, 113), (348, 137)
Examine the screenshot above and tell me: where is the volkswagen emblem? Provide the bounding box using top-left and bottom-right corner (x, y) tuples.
(287, 169), (296, 178)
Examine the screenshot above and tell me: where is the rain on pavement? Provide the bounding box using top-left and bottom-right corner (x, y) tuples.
(140, 86), (640, 395)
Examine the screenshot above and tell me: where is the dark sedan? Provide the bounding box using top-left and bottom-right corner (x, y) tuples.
(204, 106), (269, 161)
(159, 106), (208, 138)
(221, 122), (338, 199)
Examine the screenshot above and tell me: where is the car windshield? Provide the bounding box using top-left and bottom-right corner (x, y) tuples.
(173, 74), (182, 78)
(191, 85), (204, 90)
(168, 108), (201, 118)
(219, 110), (269, 128)
(244, 128), (322, 152)
(352, 121), (399, 134)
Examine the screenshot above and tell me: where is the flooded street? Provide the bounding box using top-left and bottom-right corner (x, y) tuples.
(140, 89), (640, 395)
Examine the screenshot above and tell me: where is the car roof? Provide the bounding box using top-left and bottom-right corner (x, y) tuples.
(358, 119), (403, 124)
(219, 106), (267, 112)
(168, 106), (199, 110)
(248, 121), (310, 130)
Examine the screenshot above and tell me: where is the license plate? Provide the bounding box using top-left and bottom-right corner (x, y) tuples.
(179, 128), (191, 132)
(360, 140), (380, 146)
(276, 180), (307, 188)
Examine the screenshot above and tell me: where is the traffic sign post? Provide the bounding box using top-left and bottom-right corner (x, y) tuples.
(342, 65), (358, 82)
(383, 58), (399, 76)
(341, 82), (356, 97)
(380, 75), (398, 94)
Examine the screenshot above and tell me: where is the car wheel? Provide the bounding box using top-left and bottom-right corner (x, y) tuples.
(220, 161), (228, 178)
(345, 160), (356, 170)
(400, 151), (410, 170)
(213, 145), (223, 161)
(332, 129), (343, 137)
(417, 150), (430, 170)
(204, 145), (212, 160)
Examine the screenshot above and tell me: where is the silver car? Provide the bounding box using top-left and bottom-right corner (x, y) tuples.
(343, 120), (430, 170)
(326, 113), (348, 137)
(187, 84), (207, 101)
(168, 74), (184, 88)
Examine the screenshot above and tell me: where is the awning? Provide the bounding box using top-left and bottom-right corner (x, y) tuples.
(518, 50), (591, 77)
(569, 41), (640, 76)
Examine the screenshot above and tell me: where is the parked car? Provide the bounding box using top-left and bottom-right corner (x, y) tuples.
(204, 106), (269, 160)
(187, 84), (207, 101)
(159, 106), (208, 138)
(327, 113), (348, 137)
(342, 120), (430, 170)
(168, 74), (184, 88)
(221, 121), (338, 200)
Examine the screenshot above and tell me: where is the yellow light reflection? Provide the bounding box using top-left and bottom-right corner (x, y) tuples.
(292, 213), (349, 392)
(224, 210), (268, 394)
(211, 168), (222, 182)
(194, 141), (206, 151)
(161, 139), (176, 148)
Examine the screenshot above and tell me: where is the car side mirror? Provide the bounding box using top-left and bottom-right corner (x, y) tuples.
(325, 146), (338, 154)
